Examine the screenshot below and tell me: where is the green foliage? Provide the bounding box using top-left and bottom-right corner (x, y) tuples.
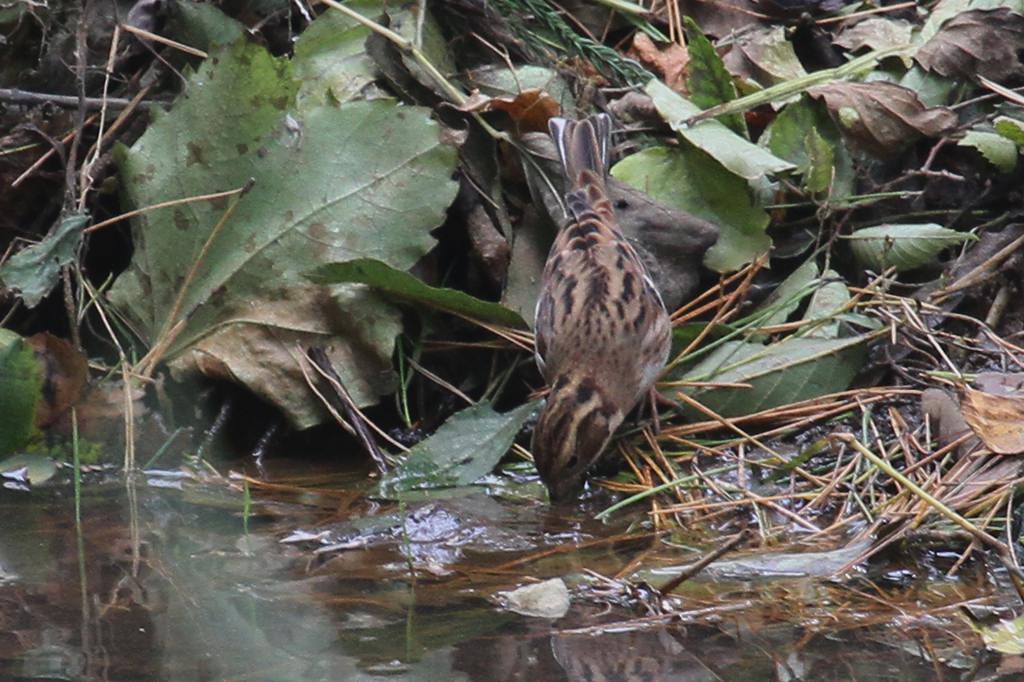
(672, 335), (869, 418)
(612, 146), (770, 272)
(0, 329), (42, 456)
(0, 214), (87, 308)
(309, 259), (527, 329)
(377, 400), (539, 496)
(110, 36), (458, 428)
(683, 17), (747, 137)
(846, 224), (975, 272)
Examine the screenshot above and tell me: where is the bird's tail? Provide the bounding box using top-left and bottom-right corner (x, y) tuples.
(548, 114), (611, 191)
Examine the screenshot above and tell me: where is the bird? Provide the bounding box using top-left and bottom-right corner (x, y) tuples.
(531, 114), (673, 501)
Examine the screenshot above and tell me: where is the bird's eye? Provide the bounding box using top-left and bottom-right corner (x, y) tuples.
(566, 455), (579, 469)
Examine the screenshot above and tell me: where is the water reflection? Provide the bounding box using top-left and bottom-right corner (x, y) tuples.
(0, 461), (1008, 681)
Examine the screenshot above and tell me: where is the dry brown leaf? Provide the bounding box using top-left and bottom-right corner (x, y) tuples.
(627, 33), (689, 94)
(834, 17), (914, 53)
(916, 8), (1024, 82)
(722, 26), (806, 86)
(26, 333), (88, 427)
(459, 88), (560, 133)
(961, 383), (1024, 455)
(807, 81), (958, 157)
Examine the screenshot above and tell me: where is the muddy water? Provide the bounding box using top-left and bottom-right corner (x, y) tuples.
(0, 455), (1013, 681)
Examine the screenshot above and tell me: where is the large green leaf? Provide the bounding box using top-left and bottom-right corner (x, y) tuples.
(0, 214), (87, 308)
(645, 79), (795, 182)
(671, 335), (868, 418)
(309, 258), (527, 328)
(0, 329), (42, 456)
(377, 400), (538, 496)
(612, 146), (770, 271)
(109, 40), (458, 427)
(845, 223), (974, 272)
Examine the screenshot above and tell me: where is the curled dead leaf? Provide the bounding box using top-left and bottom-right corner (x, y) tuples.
(961, 379), (1024, 455)
(627, 32), (689, 94)
(459, 88), (560, 133)
(807, 81), (957, 157)
(916, 8), (1024, 82)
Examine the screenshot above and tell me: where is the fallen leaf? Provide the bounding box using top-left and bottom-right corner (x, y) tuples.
(308, 258), (527, 328)
(845, 223), (973, 272)
(646, 79), (795, 182)
(722, 25), (806, 87)
(961, 378), (1024, 454)
(612, 145), (769, 272)
(0, 329), (42, 456)
(498, 578), (570, 619)
(958, 129), (1018, 172)
(834, 17), (914, 53)
(762, 96), (855, 199)
(981, 615), (1024, 655)
(627, 32), (689, 93)
(0, 214), (87, 309)
(459, 88), (561, 133)
(110, 39), (458, 428)
(377, 400), (538, 495)
(807, 81), (958, 157)
(26, 333), (88, 427)
(671, 335), (869, 418)
(916, 8), (1024, 82)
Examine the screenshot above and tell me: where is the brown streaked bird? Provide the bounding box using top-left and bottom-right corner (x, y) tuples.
(532, 114), (672, 501)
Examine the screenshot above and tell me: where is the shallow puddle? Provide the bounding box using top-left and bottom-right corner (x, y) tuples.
(0, 453), (1016, 681)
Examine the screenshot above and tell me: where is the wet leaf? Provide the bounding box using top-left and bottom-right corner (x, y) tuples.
(0, 453), (57, 485)
(673, 335), (868, 417)
(498, 578), (570, 619)
(612, 145), (770, 272)
(308, 258), (527, 328)
(961, 385), (1024, 454)
(0, 214), (87, 308)
(959, 130), (1018, 172)
(916, 8), (1024, 82)
(845, 224), (973, 272)
(645, 79), (795, 182)
(110, 41), (457, 428)
(377, 400), (538, 495)
(722, 26), (806, 87)
(683, 17), (746, 137)
(807, 81), (958, 157)
(0, 329), (42, 456)
(981, 615), (1024, 655)
(834, 17), (914, 53)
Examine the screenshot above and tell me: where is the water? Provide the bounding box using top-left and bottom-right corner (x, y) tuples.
(0, 455), (1013, 681)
